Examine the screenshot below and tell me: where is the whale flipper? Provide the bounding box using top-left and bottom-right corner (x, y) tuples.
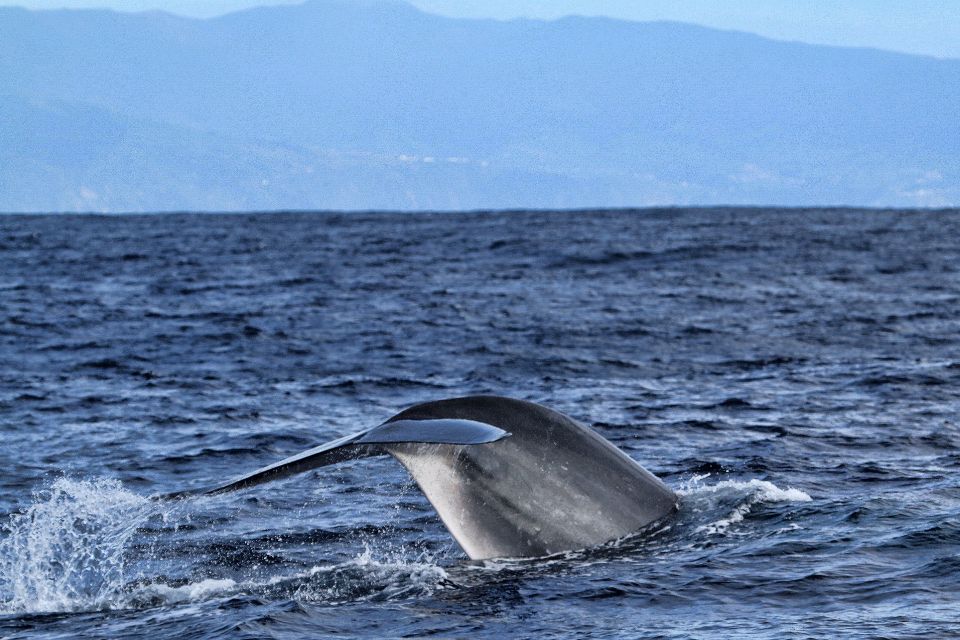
(168, 396), (677, 560)
(202, 418), (509, 495)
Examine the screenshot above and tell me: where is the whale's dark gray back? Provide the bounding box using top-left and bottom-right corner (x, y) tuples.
(384, 396), (677, 559)
(180, 395), (676, 560)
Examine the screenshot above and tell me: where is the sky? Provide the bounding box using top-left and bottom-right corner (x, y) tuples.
(3, 0), (959, 59)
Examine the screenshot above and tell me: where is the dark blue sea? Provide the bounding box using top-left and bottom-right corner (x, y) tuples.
(1, 208), (958, 638)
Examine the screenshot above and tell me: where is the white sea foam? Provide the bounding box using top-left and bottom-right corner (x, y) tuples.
(133, 546), (449, 608)
(676, 476), (811, 535)
(132, 578), (238, 605)
(676, 477), (812, 502)
(292, 544), (449, 603)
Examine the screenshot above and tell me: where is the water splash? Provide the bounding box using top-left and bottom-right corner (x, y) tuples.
(676, 476), (812, 535)
(0, 478), (154, 613)
(289, 544), (450, 604)
(0, 477), (454, 614)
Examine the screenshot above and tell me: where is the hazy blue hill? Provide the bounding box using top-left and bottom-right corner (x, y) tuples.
(1, 0), (958, 211)
(0, 94), (601, 211)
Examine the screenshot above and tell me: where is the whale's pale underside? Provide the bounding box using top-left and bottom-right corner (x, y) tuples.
(179, 395), (677, 560)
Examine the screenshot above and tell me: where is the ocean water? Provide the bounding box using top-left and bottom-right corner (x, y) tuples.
(0, 208), (958, 638)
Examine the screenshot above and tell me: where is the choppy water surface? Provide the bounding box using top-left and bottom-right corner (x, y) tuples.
(1, 208), (958, 638)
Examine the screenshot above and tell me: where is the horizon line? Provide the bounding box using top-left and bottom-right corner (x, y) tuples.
(3, 205), (958, 217)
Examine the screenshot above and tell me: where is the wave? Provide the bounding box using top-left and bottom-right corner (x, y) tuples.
(676, 475), (812, 535)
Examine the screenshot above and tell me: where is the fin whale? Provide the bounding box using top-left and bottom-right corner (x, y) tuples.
(176, 395), (677, 560)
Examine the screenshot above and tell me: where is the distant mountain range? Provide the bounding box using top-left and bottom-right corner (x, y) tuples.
(2, 0), (958, 212)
